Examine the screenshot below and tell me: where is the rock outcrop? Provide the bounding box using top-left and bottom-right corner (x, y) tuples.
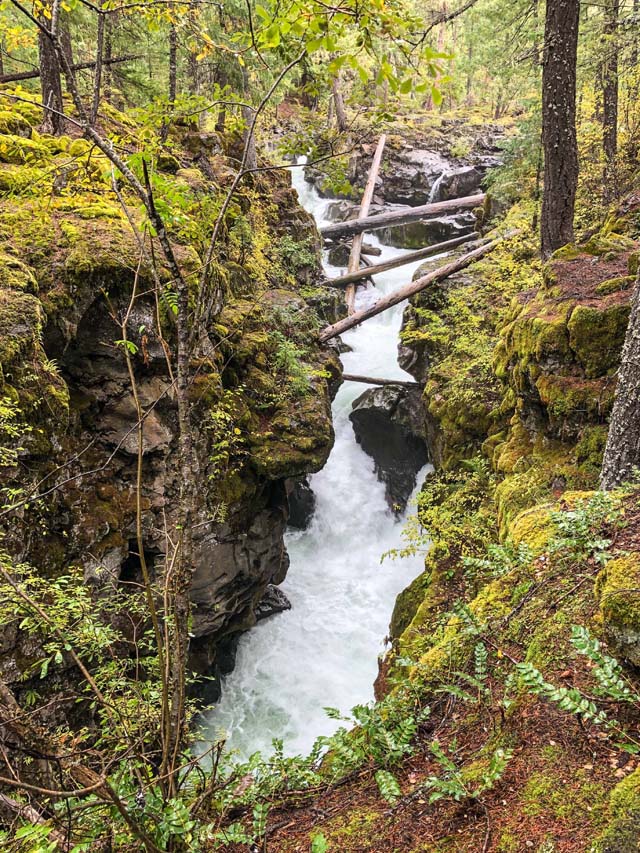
(305, 116), (504, 208)
(0, 92), (341, 697)
(349, 384), (428, 513)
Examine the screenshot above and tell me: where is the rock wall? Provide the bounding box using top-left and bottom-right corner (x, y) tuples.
(0, 91), (343, 697)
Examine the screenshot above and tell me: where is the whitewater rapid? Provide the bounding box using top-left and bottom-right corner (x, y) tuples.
(199, 165), (432, 760)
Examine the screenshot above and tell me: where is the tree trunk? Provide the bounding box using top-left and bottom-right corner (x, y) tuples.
(91, 1), (105, 124)
(602, 0), (620, 199)
(169, 22), (177, 104)
(38, 3), (64, 134)
(345, 135), (386, 313)
(326, 232), (479, 287)
(332, 76), (348, 131)
(104, 14), (113, 103)
(319, 235), (511, 342)
(540, 0), (580, 259)
(320, 193), (484, 240)
(241, 66), (257, 171)
(600, 277), (640, 489)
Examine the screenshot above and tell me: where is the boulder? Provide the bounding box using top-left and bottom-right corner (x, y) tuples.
(438, 166), (483, 201)
(255, 584), (292, 622)
(349, 385), (428, 514)
(377, 212), (476, 250)
(287, 477), (317, 529)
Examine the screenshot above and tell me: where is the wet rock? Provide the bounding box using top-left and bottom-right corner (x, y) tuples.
(349, 385), (429, 514)
(255, 584), (292, 622)
(377, 211), (476, 250)
(438, 166), (483, 201)
(287, 477), (317, 529)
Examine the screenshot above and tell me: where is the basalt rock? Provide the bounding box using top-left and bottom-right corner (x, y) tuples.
(349, 385), (428, 514)
(287, 477), (317, 529)
(255, 584), (292, 622)
(0, 96), (339, 702)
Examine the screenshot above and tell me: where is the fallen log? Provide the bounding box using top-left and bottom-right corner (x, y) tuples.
(0, 54), (141, 84)
(361, 243), (382, 257)
(319, 233), (512, 342)
(345, 134), (387, 314)
(320, 193), (485, 240)
(342, 373), (421, 388)
(325, 232), (480, 287)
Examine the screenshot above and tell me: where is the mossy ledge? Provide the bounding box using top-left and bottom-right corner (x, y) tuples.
(0, 90), (344, 696)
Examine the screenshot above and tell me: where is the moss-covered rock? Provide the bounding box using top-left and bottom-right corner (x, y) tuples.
(568, 303), (631, 378)
(596, 553), (640, 665)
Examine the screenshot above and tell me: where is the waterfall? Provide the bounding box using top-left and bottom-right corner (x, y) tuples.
(428, 171), (446, 204)
(198, 162), (432, 761)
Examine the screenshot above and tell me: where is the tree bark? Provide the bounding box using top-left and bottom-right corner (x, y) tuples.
(91, 1), (106, 124)
(345, 135), (386, 313)
(320, 194), (484, 240)
(600, 277), (640, 489)
(168, 22), (177, 104)
(242, 66), (257, 171)
(602, 0), (620, 198)
(540, 0), (580, 259)
(326, 232), (480, 287)
(0, 53), (138, 85)
(38, 3), (64, 134)
(332, 76), (348, 131)
(342, 374), (421, 388)
(319, 235), (510, 342)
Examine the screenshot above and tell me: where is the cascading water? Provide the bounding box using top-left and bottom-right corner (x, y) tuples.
(199, 164), (434, 760)
(428, 170), (446, 203)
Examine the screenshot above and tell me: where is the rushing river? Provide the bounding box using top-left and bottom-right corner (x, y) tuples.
(199, 165), (433, 760)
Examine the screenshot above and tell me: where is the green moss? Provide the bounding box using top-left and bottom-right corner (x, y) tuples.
(0, 109), (32, 137)
(596, 553), (640, 665)
(522, 769), (607, 826)
(0, 133), (51, 165)
(509, 504), (554, 554)
(595, 275), (635, 296)
(567, 303), (630, 378)
(550, 243), (581, 261)
(0, 252), (38, 293)
(575, 425), (609, 468)
(390, 570), (431, 639)
(583, 231), (636, 256)
(594, 767), (640, 852)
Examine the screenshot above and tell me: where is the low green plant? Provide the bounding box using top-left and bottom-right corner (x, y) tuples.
(424, 740), (513, 803)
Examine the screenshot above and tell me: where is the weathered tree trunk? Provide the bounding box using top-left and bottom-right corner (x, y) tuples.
(38, 3), (64, 134)
(342, 374), (421, 388)
(320, 194), (484, 240)
(319, 235), (510, 342)
(91, 1), (105, 124)
(332, 76), (348, 131)
(602, 0), (620, 198)
(326, 232), (479, 287)
(600, 277), (640, 489)
(104, 13), (113, 103)
(0, 53), (138, 85)
(345, 135), (386, 313)
(540, 0), (580, 259)
(241, 66), (257, 172)
(169, 22), (178, 104)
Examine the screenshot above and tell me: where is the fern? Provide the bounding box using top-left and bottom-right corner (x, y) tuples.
(570, 625), (640, 704)
(375, 769), (402, 804)
(516, 662), (608, 725)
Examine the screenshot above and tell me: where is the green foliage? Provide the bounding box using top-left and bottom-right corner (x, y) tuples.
(548, 492), (623, 566)
(375, 769), (402, 804)
(269, 330), (311, 397)
(424, 741), (513, 803)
